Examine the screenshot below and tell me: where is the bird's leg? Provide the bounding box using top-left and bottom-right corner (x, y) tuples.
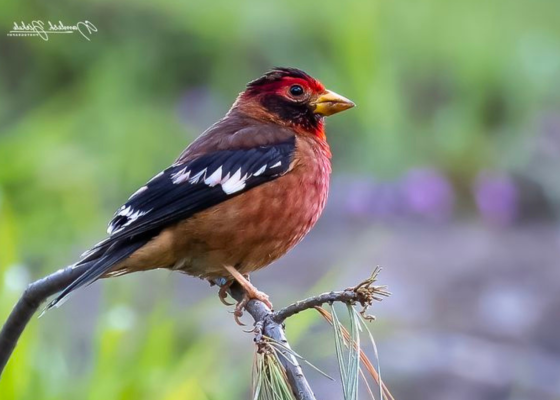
(223, 265), (273, 319)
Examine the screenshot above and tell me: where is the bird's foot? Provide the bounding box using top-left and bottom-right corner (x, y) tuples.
(240, 286), (272, 310)
(232, 287), (272, 326)
(223, 265), (273, 325)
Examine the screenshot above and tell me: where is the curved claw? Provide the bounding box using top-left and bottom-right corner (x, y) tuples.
(219, 288), (234, 306)
(253, 291), (272, 310)
(243, 326), (257, 334)
(220, 297), (234, 306)
(217, 280), (234, 306)
(232, 292), (251, 326)
(230, 310), (246, 326)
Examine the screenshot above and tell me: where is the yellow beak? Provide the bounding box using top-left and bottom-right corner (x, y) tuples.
(312, 90), (355, 116)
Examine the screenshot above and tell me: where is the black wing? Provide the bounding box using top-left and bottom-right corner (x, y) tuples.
(107, 137), (295, 238)
(48, 137), (296, 308)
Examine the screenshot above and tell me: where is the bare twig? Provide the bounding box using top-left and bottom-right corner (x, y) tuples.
(0, 265), (89, 375)
(273, 267), (390, 324)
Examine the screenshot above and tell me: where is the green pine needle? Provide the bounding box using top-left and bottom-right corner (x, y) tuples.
(252, 339), (296, 400)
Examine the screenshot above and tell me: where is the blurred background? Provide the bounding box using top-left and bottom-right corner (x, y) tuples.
(1, 0), (560, 399)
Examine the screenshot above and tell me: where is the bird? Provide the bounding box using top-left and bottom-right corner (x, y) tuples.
(47, 67), (355, 319)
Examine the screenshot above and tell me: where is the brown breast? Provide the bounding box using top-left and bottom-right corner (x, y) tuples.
(168, 134), (331, 279)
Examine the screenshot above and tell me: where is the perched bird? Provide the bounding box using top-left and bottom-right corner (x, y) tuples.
(47, 67), (355, 317)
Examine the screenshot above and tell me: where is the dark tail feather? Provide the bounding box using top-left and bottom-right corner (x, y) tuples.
(46, 240), (148, 310)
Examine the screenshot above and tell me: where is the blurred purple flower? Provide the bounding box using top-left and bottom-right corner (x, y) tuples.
(344, 179), (404, 221)
(473, 171), (519, 226)
(402, 168), (455, 222)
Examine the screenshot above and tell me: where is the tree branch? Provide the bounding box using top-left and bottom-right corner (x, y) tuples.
(271, 287), (385, 324)
(0, 265), (89, 375)
(230, 284), (317, 400)
(0, 268), (388, 400)
(229, 270), (389, 400)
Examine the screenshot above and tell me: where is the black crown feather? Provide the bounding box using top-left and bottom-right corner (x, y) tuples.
(246, 67), (313, 89)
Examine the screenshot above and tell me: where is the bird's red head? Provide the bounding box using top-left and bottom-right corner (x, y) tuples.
(233, 67), (355, 139)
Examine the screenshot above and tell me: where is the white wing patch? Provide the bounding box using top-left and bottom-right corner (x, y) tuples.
(204, 166), (223, 187)
(253, 164), (267, 177)
(171, 168), (191, 184)
(221, 168), (247, 194)
(107, 205), (151, 235)
(170, 161), (281, 195)
(189, 169), (207, 184)
(170, 166), (254, 195)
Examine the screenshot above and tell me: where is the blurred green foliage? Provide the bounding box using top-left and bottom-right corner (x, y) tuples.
(1, 0), (559, 398)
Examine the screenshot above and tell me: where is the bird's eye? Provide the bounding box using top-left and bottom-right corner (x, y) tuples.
(289, 85), (304, 97)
